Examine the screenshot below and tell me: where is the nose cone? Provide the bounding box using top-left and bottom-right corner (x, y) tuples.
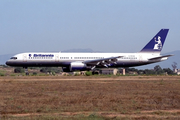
(6, 60), (10, 66)
(6, 60), (12, 66)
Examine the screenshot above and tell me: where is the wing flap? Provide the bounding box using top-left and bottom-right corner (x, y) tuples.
(83, 56), (123, 70)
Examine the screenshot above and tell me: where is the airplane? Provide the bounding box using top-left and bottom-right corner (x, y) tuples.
(6, 29), (173, 72)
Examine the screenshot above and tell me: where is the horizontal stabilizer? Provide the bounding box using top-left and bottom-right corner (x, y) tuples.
(148, 54), (173, 61)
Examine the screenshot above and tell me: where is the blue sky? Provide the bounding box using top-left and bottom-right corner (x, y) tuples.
(1, 0), (180, 55)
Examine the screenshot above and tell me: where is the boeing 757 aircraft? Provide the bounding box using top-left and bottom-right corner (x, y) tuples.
(6, 29), (173, 72)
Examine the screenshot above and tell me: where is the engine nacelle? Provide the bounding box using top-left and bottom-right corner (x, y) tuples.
(70, 62), (90, 71)
(62, 62), (91, 72)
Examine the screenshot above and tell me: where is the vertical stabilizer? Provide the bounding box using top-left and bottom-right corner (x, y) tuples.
(139, 29), (169, 54)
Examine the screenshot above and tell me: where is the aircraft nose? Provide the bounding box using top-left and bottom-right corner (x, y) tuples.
(6, 60), (11, 66)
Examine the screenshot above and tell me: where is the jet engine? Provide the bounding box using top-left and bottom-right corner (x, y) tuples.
(62, 62), (90, 72)
(70, 62), (90, 71)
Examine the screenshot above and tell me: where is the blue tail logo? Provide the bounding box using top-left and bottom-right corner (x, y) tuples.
(153, 36), (162, 50)
(140, 29), (169, 53)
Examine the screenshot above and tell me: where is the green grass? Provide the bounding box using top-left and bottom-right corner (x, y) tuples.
(2, 114), (109, 120)
(0, 72), (5, 76)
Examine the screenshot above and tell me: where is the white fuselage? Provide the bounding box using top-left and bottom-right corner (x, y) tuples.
(6, 52), (166, 69)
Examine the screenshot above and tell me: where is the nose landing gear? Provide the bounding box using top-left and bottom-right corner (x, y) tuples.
(24, 67), (29, 75)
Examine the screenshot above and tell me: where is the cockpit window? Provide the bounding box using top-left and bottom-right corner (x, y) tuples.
(10, 57), (17, 60)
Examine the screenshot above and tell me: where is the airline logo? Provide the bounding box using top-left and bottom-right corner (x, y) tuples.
(153, 36), (162, 50)
(29, 54), (54, 59)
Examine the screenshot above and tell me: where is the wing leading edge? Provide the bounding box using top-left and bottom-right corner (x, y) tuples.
(83, 56), (123, 70)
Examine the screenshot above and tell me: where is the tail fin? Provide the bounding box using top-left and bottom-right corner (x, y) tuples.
(139, 29), (169, 54)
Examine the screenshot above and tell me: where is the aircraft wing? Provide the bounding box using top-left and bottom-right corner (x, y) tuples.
(148, 54), (173, 61)
(83, 56), (123, 70)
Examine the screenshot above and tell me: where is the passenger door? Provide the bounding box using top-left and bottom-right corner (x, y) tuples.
(23, 54), (27, 62)
(55, 54), (59, 62)
(139, 55), (143, 62)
